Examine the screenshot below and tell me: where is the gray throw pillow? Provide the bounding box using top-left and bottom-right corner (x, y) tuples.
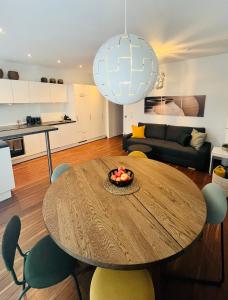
(190, 128), (207, 150)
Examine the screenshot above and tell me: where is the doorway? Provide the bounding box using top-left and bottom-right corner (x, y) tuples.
(106, 102), (123, 138)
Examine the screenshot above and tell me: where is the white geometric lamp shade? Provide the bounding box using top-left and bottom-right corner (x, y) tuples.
(93, 34), (158, 105)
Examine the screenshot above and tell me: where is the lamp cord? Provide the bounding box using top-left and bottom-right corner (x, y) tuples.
(124, 0), (127, 35)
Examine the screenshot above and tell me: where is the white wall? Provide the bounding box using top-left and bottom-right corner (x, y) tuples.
(124, 53), (228, 146)
(106, 102), (123, 138)
(0, 60), (93, 125)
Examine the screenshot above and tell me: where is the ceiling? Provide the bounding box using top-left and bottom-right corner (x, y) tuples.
(1, 0), (228, 69)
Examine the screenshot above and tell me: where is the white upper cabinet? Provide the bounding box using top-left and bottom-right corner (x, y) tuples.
(29, 82), (51, 103)
(50, 84), (67, 103)
(11, 80), (30, 103)
(0, 79), (68, 104)
(0, 79), (13, 103)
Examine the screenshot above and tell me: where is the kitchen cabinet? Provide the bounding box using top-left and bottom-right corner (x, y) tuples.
(89, 85), (106, 138)
(24, 133), (45, 155)
(0, 144), (15, 201)
(73, 84), (106, 142)
(0, 79), (13, 103)
(50, 84), (67, 103)
(49, 123), (79, 150)
(29, 82), (51, 103)
(74, 84), (92, 141)
(0, 79), (68, 104)
(12, 80), (30, 103)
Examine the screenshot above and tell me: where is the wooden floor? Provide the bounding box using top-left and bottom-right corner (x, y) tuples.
(0, 136), (227, 300)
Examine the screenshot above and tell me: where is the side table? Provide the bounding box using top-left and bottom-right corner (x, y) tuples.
(209, 147), (228, 174)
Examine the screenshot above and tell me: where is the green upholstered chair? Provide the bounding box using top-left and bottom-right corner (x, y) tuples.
(51, 163), (71, 183)
(90, 268), (155, 300)
(2, 215), (82, 300)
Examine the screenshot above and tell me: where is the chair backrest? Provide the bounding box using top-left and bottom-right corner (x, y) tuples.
(128, 151), (148, 158)
(2, 216), (21, 272)
(202, 183), (227, 224)
(51, 163), (71, 183)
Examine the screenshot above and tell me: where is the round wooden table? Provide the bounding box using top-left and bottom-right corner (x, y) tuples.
(43, 156), (206, 270)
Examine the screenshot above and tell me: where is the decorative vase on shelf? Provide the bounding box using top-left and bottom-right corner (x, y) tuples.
(8, 71), (19, 80)
(41, 77), (48, 83)
(49, 78), (56, 83)
(0, 68), (3, 78)
(57, 79), (64, 84)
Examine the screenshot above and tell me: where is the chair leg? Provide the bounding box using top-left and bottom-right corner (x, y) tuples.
(164, 222), (225, 286)
(71, 272), (82, 300)
(16, 285), (31, 300)
(220, 222), (225, 284)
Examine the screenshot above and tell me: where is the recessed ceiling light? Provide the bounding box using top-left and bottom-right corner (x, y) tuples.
(79, 65), (83, 68)
(57, 59), (61, 64)
(0, 27), (5, 34)
(27, 53), (32, 57)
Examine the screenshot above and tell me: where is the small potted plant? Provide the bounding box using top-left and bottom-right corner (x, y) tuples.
(222, 143), (228, 152)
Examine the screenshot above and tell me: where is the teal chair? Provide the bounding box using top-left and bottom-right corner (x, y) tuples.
(166, 183), (227, 285)
(201, 183), (227, 284)
(2, 215), (82, 300)
(51, 163), (71, 183)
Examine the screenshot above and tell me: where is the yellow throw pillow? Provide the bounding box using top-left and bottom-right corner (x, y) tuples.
(131, 125), (145, 138)
(190, 128), (207, 150)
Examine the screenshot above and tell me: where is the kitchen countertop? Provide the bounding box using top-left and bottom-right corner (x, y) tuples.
(0, 140), (8, 148)
(0, 120), (76, 133)
(0, 126), (58, 140)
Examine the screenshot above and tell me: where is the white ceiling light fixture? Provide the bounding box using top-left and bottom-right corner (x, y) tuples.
(93, 0), (158, 105)
(57, 59), (61, 64)
(27, 53), (32, 57)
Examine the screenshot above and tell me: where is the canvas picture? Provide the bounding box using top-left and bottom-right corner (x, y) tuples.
(144, 95), (206, 117)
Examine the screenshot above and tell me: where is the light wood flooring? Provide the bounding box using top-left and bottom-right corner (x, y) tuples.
(0, 136), (227, 300)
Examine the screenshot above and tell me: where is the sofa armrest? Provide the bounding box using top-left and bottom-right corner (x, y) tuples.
(197, 142), (211, 171)
(198, 142), (211, 155)
(122, 133), (132, 150)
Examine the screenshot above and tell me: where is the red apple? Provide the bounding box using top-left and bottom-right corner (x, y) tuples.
(111, 174), (117, 180)
(118, 166), (126, 172)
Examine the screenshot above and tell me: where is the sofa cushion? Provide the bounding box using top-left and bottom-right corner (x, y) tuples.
(127, 137), (199, 161)
(166, 125), (205, 142)
(131, 125), (145, 138)
(138, 122), (166, 139)
(190, 128), (207, 150)
(178, 132), (192, 147)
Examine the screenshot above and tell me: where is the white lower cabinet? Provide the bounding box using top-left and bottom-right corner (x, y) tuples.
(24, 133), (45, 155)
(0, 146), (15, 201)
(49, 123), (79, 150)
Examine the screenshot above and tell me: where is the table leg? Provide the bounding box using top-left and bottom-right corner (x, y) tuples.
(209, 155), (214, 175)
(45, 131), (53, 182)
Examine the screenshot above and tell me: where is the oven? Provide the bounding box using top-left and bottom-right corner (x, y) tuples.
(4, 137), (25, 158)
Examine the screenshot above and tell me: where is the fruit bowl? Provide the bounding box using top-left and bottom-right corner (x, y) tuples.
(108, 167), (134, 187)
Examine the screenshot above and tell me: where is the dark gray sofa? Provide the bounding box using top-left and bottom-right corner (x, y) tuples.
(123, 123), (211, 171)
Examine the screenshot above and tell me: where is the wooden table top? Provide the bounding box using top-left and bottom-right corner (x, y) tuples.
(43, 156), (206, 270)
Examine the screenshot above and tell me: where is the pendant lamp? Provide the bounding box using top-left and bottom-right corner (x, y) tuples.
(93, 0), (158, 105)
